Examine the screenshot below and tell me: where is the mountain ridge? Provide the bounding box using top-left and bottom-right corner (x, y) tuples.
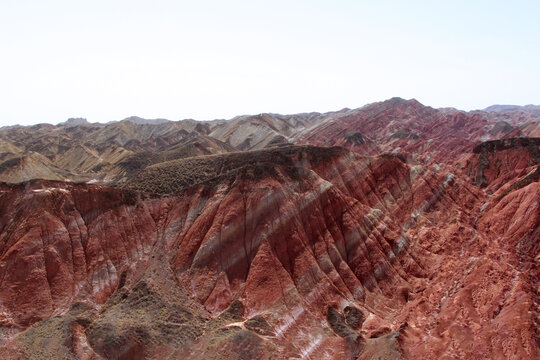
(0, 97), (538, 359)
(1, 97), (539, 186)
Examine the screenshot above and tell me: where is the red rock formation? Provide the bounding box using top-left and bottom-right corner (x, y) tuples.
(297, 98), (540, 164)
(459, 137), (540, 192)
(0, 143), (537, 359)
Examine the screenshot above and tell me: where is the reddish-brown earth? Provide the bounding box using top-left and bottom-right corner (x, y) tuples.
(297, 98), (540, 164)
(0, 99), (539, 359)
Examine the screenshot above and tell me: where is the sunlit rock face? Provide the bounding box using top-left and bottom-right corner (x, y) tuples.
(0, 98), (539, 359)
(0, 142), (537, 360)
(297, 98), (540, 165)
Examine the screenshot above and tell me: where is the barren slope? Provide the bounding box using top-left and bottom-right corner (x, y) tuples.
(297, 98), (540, 164)
(0, 144), (537, 359)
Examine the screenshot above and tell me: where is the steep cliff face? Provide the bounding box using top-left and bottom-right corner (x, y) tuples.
(1, 144), (537, 359)
(459, 137), (540, 192)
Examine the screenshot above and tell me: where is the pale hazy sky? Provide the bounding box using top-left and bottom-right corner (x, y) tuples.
(1, 0), (539, 126)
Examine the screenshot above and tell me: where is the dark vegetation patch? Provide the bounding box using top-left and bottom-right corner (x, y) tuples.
(327, 306), (365, 358)
(124, 145), (347, 194)
(188, 326), (275, 360)
(89, 288), (275, 360)
(14, 302), (97, 360)
(118, 135), (234, 178)
(327, 306), (354, 339)
(344, 306), (364, 330)
(86, 281), (207, 359)
(186, 300), (276, 358)
(244, 316), (275, 337)
(220, 300), (245, 322)
(472, 137), (540, 154)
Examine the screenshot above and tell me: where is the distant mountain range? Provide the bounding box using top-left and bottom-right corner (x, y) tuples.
(0, 98), (538, 186)
(484, 104), (540, 116)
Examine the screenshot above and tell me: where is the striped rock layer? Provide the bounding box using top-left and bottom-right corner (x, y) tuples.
(0, 145), (538, 359)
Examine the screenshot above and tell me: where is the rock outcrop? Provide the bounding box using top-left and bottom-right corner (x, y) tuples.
(0, 142), (538, 359)
(297, 98), (540, 165)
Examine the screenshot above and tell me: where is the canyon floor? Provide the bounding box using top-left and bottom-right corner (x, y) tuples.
(0, 98), (538, 359)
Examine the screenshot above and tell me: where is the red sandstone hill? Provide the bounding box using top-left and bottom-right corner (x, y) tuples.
(297, 98), (540, 164)
(0, 143), (538, 359)
(0, 99), (539, 359)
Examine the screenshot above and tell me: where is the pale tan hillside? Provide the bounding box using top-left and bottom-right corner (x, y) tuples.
(0, 100), (539, 186)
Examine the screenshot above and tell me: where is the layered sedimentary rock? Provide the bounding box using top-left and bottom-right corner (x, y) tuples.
(460, 137), (540, 192)
(0, 119), (233, 184)
(297, 98), (540, 164)
(0, 142), (537, 359)
(2, 98), (539, 187)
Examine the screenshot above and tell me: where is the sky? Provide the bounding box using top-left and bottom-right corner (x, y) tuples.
(0, 0), (539, 126)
